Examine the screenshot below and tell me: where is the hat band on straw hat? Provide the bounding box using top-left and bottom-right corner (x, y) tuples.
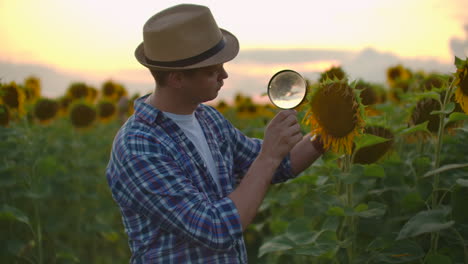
(145, 38), (226, 68)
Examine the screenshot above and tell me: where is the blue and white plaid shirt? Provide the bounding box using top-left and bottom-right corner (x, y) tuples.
(106, 94), (295, 263)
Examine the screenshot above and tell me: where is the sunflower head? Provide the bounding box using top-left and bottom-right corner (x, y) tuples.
(69, 101), (97, 129)
(88, 86), (98, 103)
(355, 80), (378, 106)
(102, 80), (126, 101)
(236, 97), (257, 119)
(215, 100), (229, 113)
(387, 64), (412, 88)
(319, 66), (347, 83)
(0, 104), (10, 127)
(97, 100), (117, 123)
(34, 98), (59, 125)
(67, 82), (91, 101)
(0, 82), (26, 117)
(353, 126), (394, 164)
(57, 96), (72, 116)
(454, 56), (468, 114)
(304, 79), (365, 154)
(421, 74), (444, 91)
(409, 98), (440, 134)
(24, 76), (41, 102)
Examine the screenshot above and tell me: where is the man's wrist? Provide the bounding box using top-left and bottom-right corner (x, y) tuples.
(310, 134), (325, 154)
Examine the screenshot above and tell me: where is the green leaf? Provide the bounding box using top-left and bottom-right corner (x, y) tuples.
(376, 239), (425, 263)
(397, 121), (430, 135)
(354, 133), (390, 151)
(292, 244), (331, 256)
(35, 155), (58, 177)
(327, 206), (345, 216)
(430, 102), (455, 115)
(354, 202), (387, 218)
(397, 208), (454, 240)
(363, 164), (386, 178)
(418, 91), (440, 101)
(258, 234), (295, 257)
(447, 112), (468, 123)
(286, 218), (321, 245)
(426, 254), (452, 264)
(0, 204), (31, 226)
(423, 163), (468, 177)
(454, 56), (466, 68)
(456, 178), (468, 187)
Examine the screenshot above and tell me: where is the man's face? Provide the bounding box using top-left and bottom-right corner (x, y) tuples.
(181, 64), (228, 103)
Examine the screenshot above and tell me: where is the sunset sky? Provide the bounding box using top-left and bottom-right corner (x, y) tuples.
(1, 0), (467, 99)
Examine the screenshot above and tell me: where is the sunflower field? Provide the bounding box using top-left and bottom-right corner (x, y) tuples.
(1, 57), (468, 264)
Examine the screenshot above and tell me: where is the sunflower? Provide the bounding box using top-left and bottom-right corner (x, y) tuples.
(421, 74), (444, 91)
(97, 100), (117, 123)
(0, 104), (9, 127)
(102, 80), (126, 101)
(236, 98), (257, 119)
(215, 100), (229, 113)
(304, 80), (365, 154)
(0, 82), (26, 117)
(409, 98), (440, 134)
(67, 82), (91, 102)
(57, 96), (72, 116)
(24, 76), (41, 102)
(33, 98), (59, 125)
(319, 66), (347, 83)
(454, 56), (468, 114)
(69, 101), (97, 129)
(353, 126), (394, 164)
(88, 86), (98, 103)
(386, 64), (412, 88)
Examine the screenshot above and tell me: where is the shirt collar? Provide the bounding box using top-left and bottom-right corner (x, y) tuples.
(133, 93), (206, 125)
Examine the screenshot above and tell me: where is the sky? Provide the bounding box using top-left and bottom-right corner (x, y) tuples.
(0, 0), (467, 101)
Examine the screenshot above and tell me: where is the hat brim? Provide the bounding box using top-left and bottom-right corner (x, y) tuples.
(135, 28), (239, 71)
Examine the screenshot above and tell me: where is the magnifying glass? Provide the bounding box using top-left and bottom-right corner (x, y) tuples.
(267, 70), (307, 109)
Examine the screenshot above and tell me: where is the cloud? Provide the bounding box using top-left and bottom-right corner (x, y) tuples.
(0, 47), (455, 102)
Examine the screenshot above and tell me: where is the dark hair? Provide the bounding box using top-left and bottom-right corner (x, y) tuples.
(149, 68), (199, 86)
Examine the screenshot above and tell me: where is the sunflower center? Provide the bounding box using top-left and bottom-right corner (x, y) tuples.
(312, 83), (356, 137)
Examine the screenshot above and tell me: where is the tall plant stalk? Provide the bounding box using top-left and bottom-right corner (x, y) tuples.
(430, 79), (455, 254)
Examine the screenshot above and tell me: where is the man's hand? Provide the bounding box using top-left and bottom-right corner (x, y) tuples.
(260, 110), (303, 166)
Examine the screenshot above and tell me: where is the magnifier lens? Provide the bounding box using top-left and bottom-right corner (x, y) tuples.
(267, 70), (307, 109)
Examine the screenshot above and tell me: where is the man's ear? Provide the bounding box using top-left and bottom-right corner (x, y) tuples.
(166, 71), (185, 89)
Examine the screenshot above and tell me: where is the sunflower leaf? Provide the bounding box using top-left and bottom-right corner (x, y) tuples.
(454, 56), (465, 68)
(396, 208), (453, 240)
(423, 163), (468, 178)
(456, 178), (468, 187)
(397, 121), (430, 135)
(430, 102), (455, 115)
(0, 204), (31, 227)
(354, 134), (390, 151)
(447, 112), (468, 123)
(417, 91), (440, 101)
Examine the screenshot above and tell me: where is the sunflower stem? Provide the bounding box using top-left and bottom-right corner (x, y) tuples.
(430, 79), (455, 254)
(342, 154), (355, 263)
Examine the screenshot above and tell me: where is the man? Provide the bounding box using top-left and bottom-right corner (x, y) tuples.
(106, 4), (324, 263)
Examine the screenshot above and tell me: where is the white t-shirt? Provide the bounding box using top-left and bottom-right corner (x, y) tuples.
(163, 111), (221, 190)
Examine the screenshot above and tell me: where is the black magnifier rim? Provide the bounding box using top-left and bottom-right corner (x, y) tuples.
(267, 69), (307, 109)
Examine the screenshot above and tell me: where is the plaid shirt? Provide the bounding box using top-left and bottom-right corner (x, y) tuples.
(106, 94), (295, 263)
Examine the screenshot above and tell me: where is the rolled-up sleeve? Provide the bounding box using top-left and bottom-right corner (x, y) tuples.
(114, 152), (243, 251)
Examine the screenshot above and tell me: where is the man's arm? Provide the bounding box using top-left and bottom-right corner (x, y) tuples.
(228, 110), (302, 230)
(289, 133), (324, 175)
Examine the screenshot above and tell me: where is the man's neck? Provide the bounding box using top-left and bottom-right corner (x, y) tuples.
(146, 88), (198, 115)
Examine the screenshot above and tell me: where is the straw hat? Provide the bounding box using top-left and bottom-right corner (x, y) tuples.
(135, 4), (239, 70)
